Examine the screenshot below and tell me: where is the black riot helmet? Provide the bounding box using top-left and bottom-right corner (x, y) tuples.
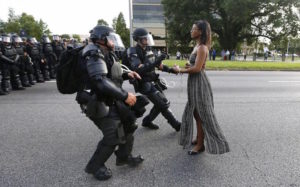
(11, 35), (23, 45)
(1, 34), (12, 45)
(41, 35), (51, 44)
(52, 35), (60, 41)
(89, 25), (124, 50)
(132, 28), (155, 46)
(27, 37), (38, 44)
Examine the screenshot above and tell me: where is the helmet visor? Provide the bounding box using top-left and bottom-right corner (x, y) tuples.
(2, 36), (11, 43)
(43, 37), (51, 43)
(13, 36), (23, 43)
(146, 34), (155, 46)
(106, 33), (125, 51)
(53, 35), (60, 41)
(30, 38), (38, 44)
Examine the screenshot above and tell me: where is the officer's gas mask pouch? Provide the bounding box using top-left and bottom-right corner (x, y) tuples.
(106, 33), (125, 51)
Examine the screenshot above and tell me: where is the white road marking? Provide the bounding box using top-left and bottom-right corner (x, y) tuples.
(268, 81), (300, 83)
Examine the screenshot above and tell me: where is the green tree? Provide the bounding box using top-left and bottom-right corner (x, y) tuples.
(2, 8), (51, 40)
(97, 19), (109, 26)
(0, 19), (6, 33)
(61, 34), (71, 39)
(162, 0), (300, 52)
(4, 8), (20, 34)
(112, 12), (130, 47)
(72, 34), (81, 42)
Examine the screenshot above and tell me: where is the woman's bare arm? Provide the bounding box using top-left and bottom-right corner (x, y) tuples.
(180, 45), (207, 74)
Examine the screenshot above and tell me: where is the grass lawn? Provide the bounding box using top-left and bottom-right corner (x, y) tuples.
(163, 60), (300, 71)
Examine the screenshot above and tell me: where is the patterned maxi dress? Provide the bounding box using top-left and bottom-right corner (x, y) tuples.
(179, 51), (230, 154)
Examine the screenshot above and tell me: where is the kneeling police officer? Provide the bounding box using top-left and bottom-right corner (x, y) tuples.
(77, 25), (144, 181)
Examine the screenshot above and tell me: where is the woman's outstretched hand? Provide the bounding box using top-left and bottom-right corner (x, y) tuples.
(172, 64), (180, 74)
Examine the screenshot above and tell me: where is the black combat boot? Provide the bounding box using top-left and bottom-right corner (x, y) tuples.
(0, 86), (7, 95)
(115, 134), (144, 167)
(43, 70), (50, 81)
(20, 74), (31, 87)
(12, 76), (25, 90)
(116, 154), (144, 167)
(2, 78), (11, 93)
(93, 165), (112, 181)
(142, 107), (160, 130)
(28, 74), (35, 85)
(85, 141), (115, 175)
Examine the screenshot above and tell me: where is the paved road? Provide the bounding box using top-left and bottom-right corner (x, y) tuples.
(1, 71), (300, 187)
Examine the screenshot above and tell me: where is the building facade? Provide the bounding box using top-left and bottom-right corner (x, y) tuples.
(132, 0), (166, 49)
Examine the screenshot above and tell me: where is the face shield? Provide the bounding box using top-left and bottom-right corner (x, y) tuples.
(2, 36), (11, 43)
(30, 38), (38, 44)
(13, 36), (23, 43)
(146, 34), (155, 46)
(43, 37), (51, 43)
(139, 34), (155, 46)
(106, 33), (125, 51)
(53, 35), (60, 41)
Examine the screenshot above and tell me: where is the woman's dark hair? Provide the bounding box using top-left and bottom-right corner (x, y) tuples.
(194, 20), (211, 49)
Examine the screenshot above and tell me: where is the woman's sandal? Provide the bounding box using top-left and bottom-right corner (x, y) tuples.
(188, 145), (205, 155)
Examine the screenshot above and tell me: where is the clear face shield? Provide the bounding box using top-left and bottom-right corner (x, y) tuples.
(13, 36), (23, 43)
(30, 38), (38, 44)
(43, 37), (51, 43)
(146, 34), (155, 46)
(2, 36), (11, 44)
(52, 35), (60, 41)
(106, 33), (125, 51)
(139, 34), (155, 46)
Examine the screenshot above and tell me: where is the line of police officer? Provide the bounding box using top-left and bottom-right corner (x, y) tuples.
(0, 34), (67, 95)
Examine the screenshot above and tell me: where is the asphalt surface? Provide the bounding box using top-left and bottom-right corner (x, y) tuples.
(1, 71), (300, 187)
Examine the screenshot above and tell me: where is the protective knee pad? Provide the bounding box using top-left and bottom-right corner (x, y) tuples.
(147, 91), (170, 110)
(98, 118), (125, 146)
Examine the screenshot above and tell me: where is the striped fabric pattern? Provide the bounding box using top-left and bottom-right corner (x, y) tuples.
(179, 53), (230, 154)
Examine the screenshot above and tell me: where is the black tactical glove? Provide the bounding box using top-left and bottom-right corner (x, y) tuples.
(154, 53), (167, 66)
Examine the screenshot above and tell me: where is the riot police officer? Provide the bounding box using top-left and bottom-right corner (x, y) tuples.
(40, 35), (57, 79)
(0, 36), (7, 95)
(124, 28), (181, 131)
(0, 34), (25, 92)
(26, 37), (44, 83)
(77, 25), (144, 181)
(12, 34), (33, 87)
(52, 35), (65, 60)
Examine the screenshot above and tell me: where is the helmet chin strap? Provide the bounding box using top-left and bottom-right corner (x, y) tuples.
(137, 39), (147, 49)
(96, 39), (113, 52)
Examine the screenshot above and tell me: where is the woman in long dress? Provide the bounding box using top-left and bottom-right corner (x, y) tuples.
(178, 20), (230, 155)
